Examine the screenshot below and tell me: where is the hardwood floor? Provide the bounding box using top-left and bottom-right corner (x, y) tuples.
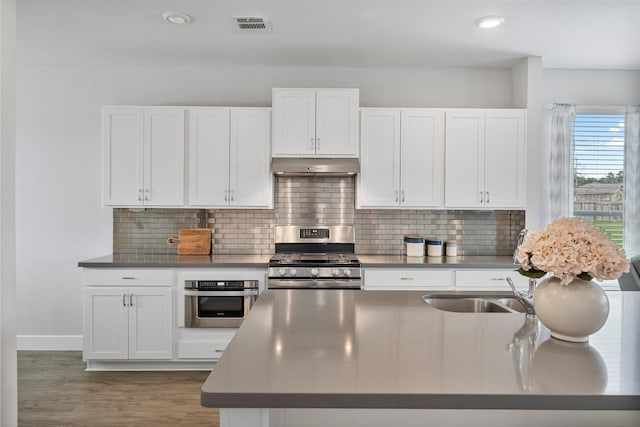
(18, 351), (219, 426)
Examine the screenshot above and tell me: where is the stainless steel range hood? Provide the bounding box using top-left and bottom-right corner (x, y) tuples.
(271, 158), (360, 176)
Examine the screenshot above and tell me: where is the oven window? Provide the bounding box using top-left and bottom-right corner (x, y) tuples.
(198, 296), (245, 318)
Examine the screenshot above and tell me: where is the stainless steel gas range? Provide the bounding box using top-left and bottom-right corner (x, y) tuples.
(267, 225), (362, 289)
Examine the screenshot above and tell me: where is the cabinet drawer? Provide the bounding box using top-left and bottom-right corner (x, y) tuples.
(455, 269), (528, 290)
(364, 269), (454, 290)
(83, 269), (174, 286)
(178, 340), (231, 359)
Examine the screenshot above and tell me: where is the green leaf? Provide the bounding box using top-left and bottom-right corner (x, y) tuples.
(517, 267), (546, 279)
(577, 272), (593, 281)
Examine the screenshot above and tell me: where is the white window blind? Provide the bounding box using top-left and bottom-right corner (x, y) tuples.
(573, 114), (625, 246)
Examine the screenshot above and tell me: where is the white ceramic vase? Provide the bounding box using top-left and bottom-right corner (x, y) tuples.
(533, 276), (609, 342)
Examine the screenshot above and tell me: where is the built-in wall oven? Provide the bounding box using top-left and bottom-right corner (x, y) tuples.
(184, 280), (259, 327)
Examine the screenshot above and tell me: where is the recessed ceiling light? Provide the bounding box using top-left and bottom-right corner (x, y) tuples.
(476, 15), (505, 29)
(162, 12), (192, 25)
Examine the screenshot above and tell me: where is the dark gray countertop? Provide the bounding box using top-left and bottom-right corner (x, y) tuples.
(359, 255), (518, 268)
(78, 254), (517, 269)
(77, 254), (271, 268)
(201, 289), (640, 410)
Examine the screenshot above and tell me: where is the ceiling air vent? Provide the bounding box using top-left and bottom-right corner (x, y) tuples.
(232, 16), (271, 32)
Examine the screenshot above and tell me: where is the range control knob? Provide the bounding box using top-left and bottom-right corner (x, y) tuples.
(332, 269), (340, 277)
(290, 269), (297, 277)
(310, 268), (319, 277)
(343, 269), (352, 277)
(278, 269), (287, 276)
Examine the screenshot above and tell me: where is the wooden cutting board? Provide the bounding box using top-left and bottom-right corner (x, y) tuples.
(167, 229), (211, 255)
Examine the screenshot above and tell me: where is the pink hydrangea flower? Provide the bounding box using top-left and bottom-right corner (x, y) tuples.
(517, 217), (630, 285)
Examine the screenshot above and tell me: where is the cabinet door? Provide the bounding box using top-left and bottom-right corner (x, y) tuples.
(401, 109), (445, 208)
(272, 89), (316, 156)
(445, 110), (485, 208)
(128, 287), (173, 360)
(315, 89), (359, 157)
(230, 109), (273, 208)
(83, 287), (129, 360)
(102, 107), (144, 206)
(484, 110), (526, 208)
(188, 108), (230, 206)
(357, 109), (401, 207)
(143, 108), (185, 206)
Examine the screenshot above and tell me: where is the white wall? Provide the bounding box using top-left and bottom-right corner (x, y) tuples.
(1, 0), (17, 422)
(15, 64), (513, 341)
(542, 69), (640, 107)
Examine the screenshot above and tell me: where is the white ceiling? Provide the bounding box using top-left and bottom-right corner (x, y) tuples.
(17, 0), (640, 70)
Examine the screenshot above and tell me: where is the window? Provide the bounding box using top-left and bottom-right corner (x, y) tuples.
(572, 113), (625, 246)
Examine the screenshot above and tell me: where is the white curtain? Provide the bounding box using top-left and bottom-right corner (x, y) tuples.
(624, 105), (640, 257)
(548, 104), (576, 221)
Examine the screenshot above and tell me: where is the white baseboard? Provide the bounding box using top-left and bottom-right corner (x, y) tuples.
(17, 335), (82, 351)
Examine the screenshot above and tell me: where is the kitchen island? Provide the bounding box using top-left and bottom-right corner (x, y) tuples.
(201, 289), (640, 427)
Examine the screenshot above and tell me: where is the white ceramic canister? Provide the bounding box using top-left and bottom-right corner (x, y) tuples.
(404, 235), (425, 257)
(445, 241), (458, 257)
(426, 238), (443, 257)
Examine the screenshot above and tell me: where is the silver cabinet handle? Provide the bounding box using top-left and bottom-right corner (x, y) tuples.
(144, 189), (150, 201)
(401, 190), (405, 202)
(316, 137), (320, 151)
(309, 137), (314, 151)
(138, 189), (143, 201)
(480, 191), (484, 203)
(491, 278), (505, 281)
(214, 349), (225, 353)
(129, 294), (134, 307)
(395, 190), (399, 202)
(230, 190), (235, 202)
(486, 191), (490, 203)
(224, 190), (228, 202)
(400, 277), (414, 281)
(121, 276), (135, 280)
(122, 294), (127, 307)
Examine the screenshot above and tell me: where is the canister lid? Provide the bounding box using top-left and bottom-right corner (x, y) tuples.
(404, 235), (425, 243)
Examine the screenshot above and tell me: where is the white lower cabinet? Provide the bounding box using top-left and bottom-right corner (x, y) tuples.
(83, 286), (173, 360)
(363, 268), (455, 290)
(177, 328), (237, 360)
(363, 267), (528, 291)
(455, 269), (529, 291)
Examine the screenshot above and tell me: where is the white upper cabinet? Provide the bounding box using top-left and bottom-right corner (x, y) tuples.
(484, 110), (527, 208)
(358, 108), (445, 208)
(444, 110), (485, 208)
(188, 108), (272, 208)
(188, 108), (230, 206)
(272, 88), (359, 157)
(445, 109), (526, 209)
(358, 109), (400, 207)
(103, 107), (185, 206)
(230, 109), (273, 207)
(401, 109), (445, 208)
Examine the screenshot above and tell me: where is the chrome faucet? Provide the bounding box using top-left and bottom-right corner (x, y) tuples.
(513, 228), (528, 265)
(506, 277), (536, 317)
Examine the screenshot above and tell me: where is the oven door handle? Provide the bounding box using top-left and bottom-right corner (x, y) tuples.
(183, 290), (259, 297)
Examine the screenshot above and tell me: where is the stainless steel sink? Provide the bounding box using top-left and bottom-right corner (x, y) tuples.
(422, 294), (526, 314)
